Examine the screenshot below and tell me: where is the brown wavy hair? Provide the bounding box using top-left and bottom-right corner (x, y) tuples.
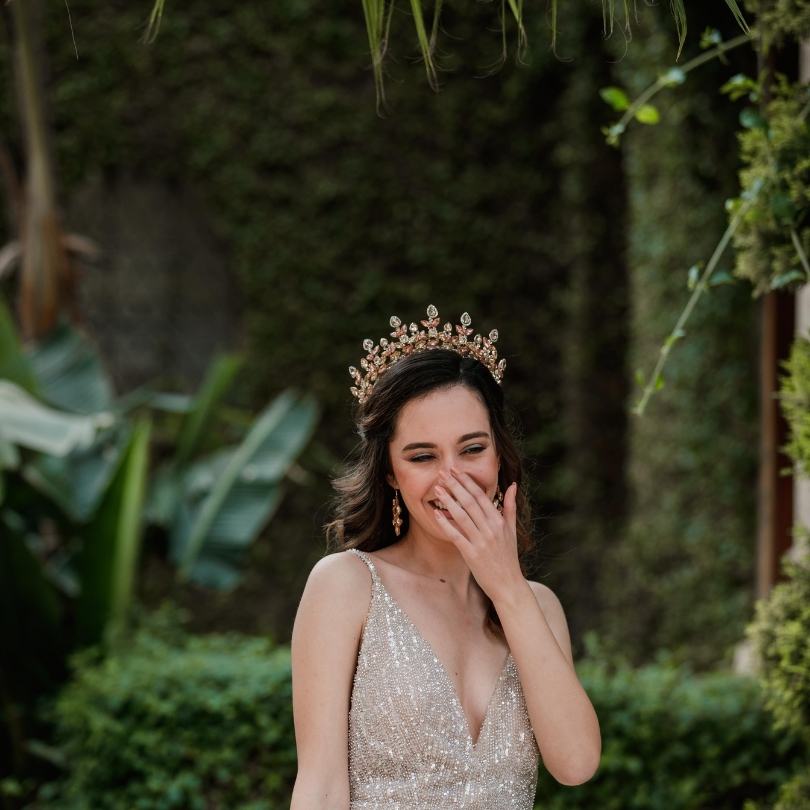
(325, 348), (534, 633)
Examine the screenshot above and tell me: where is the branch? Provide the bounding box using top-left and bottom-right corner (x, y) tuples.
(632, 183), (760, 416)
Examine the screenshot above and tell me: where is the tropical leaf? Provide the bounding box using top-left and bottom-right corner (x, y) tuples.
(356, 0), (752, 103)
(722, 0), (750, 35)
(174, 353), (242, 466)
(26, 322), (113, 414)
(143, 354), (241, 527)
(0, 380), (110, 455)
(173, 390), (318, 587)
(75, 419), (151, 645)
(0, 297), (38, 393)
(23, 423), (130, 522)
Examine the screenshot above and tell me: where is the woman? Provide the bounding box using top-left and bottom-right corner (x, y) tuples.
(290, 306), (601, 809)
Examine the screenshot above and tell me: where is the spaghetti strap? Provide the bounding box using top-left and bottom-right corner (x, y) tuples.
(348, 548), (380, 586)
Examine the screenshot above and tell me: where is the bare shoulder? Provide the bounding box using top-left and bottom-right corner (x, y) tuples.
(298, 549), (373, 628)
(526, 580), (574, 667)
(527, 579), (563, 612)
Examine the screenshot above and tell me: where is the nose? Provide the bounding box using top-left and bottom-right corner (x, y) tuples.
(436, 464), (453, 483)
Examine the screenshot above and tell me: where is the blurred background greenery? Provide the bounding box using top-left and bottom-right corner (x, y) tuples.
(1, 0), (810, 807)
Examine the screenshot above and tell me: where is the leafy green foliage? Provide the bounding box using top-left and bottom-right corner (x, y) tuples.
(352, 0), (751, 103)
(747, 555), (810, 745)
(38, 614), (295, 809)
(772, 770), (810, 810)
(779, 336), (810, 476)
(741, 0), (810, 48)
(38, 621), (805, 809)
(599, 10), (758, 669)
(744, 330), (810, 803)
(535, 649), (806, 809)
(726, 77), (810, 295)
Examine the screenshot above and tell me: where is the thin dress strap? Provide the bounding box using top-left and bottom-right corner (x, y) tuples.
(348, 548), (380, 586)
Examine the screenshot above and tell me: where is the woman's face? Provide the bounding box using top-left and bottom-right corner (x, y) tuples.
(387, 384), (500, 537)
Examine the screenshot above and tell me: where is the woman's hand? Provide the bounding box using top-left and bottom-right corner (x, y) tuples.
(432, 468), (524, 604)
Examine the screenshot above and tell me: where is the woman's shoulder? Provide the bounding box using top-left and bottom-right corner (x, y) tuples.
(526, 579), (560, 606)
(525, 579), (574, 667)
(300, 550), (374, 618)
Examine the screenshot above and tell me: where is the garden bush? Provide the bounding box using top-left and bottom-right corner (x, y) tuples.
(747, 554), (810, 745)
(38, 618), (804, 809)
(38, 613), (295, 809)
(535, 644), (806, 810)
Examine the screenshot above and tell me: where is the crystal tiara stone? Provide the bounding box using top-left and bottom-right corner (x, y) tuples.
(348, 305), (506, 403)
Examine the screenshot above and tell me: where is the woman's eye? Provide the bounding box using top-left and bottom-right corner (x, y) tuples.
(408, 446), (485, 463)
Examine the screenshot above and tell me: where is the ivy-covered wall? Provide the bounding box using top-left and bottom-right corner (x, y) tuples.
(0, 0), (758, 666)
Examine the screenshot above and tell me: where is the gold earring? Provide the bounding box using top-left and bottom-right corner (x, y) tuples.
(493, 485), (504, 513)
(392, 489), (403, 536)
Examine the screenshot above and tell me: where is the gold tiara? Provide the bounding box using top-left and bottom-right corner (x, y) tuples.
(349, 304), (505, 403)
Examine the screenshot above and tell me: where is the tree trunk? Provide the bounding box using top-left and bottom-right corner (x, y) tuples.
(9, 0), (72, 339)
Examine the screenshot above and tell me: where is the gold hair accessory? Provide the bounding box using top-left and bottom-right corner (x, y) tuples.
(349, 304), (505, 403)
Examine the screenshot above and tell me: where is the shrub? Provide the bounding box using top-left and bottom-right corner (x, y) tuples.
(41, 621), (805, 810)
(773, 769), (810, 810)
(38, 615), (295, 809)
(780, 336), (810, 479)
(747, 555), (810, 745)
(535, 648), (806, 810)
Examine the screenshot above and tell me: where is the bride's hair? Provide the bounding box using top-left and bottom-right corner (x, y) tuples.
(325, 348), (534, 634)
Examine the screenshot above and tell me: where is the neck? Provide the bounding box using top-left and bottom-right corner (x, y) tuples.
(396, 524), (477, 599)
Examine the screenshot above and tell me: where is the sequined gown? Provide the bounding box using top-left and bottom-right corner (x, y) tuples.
(347, 549), (539, 809)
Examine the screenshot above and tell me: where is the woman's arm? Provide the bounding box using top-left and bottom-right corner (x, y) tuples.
(495, 579), (601, 786)
(290, 551), (369, 810)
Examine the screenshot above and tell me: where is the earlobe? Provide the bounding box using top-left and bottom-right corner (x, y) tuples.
(386, 472), (398, 489)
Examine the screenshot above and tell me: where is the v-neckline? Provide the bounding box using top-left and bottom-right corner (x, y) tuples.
(364, 551), (512, 749)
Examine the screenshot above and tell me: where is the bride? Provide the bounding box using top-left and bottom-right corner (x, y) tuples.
(290, 305), (600, 809)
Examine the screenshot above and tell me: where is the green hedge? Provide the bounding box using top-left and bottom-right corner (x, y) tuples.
(536, 649), (805, 809)
(39, 618), (295, 809)
(38, 620), (804, 809)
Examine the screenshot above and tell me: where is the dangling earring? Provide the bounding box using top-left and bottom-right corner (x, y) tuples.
(392, 489), (403, 536)
(493, 485), (504, 514)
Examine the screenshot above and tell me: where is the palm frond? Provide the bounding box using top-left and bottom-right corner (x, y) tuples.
(670, 0), (687, 60)
(723, 0), (751, 34)
(362, 0), (388, 112)
(409, 0), (439, 91)
(142, 0), (166, 45)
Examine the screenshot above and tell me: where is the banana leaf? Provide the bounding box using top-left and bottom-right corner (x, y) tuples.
(173, 390), (318, 589)
(75, 418), (151, 645)
(144, 354), (242, 527)
(23, 423), (130, 522)
(0, 380), (111, 456)
(175, 353), (242, 466)
(0, 297), (37, 393)
(26, 321), (113, 414)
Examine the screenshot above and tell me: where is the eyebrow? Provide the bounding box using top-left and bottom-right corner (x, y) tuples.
(400, 432), (491, 452)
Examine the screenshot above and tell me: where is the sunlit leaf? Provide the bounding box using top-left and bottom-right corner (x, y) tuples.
(600, 86), (630, 111)
(635, 105), (660, 125)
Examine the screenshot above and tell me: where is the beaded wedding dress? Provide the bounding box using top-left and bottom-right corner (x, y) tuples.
(347, 549), (539, 809)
